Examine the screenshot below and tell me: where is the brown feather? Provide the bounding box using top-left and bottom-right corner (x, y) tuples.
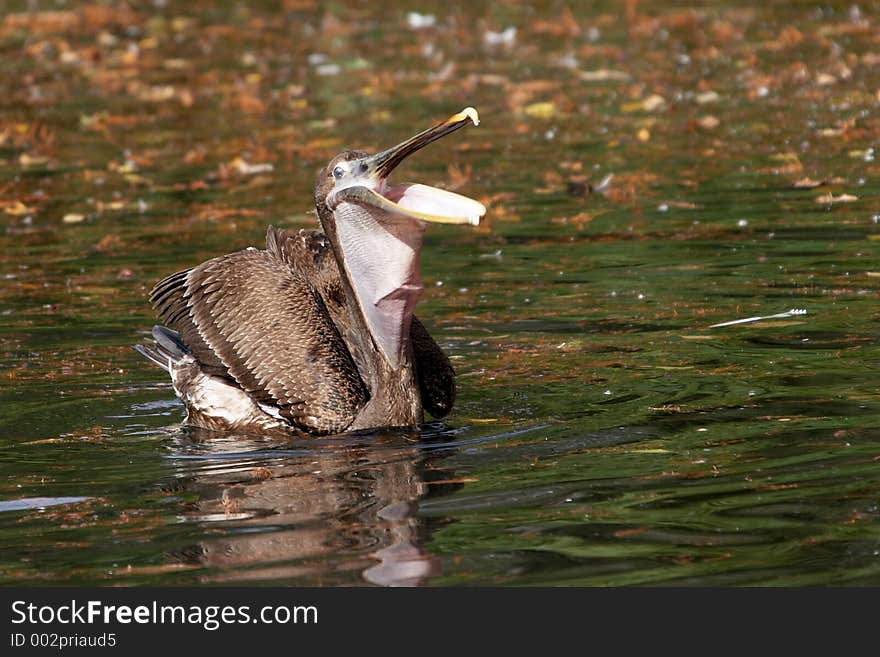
(410, 316), (456, 418)
(266, 227), (372, 384)
(146, 225), (455, 434)
(189, 249), (368, 434)
(154, 242), (368, 434)
(150, 269), (229, 377)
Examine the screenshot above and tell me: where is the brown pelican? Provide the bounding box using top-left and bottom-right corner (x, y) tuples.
(136, 108), (484, 436)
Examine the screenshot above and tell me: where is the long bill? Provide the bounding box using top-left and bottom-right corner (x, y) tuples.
(327, 107), (486, 226)
(370, 107), (480, 179)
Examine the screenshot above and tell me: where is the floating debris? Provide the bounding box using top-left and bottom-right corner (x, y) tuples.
(407, 12), (436, 30)
(696, 115), (720, 129)
(484, 26), (516, 47)
(592, 173), (613, 194)
(709, 308), (807, 328)
(229, 158), (274, 175)
(695, 90), (720, 104)
(815, 193), (858, 203)
(315, 63), (341, 76)
(792, 177), (825, 188)
(523, 101), (556, 119)
(579, 69), (630, 82)
(645, 95), (666, 111)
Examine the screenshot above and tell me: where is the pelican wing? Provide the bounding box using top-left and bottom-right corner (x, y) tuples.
(151, 246), (368, 435)
(410, 316), (455, 418)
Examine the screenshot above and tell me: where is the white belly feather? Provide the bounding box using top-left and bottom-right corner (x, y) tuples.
(169, 355), (290, 433)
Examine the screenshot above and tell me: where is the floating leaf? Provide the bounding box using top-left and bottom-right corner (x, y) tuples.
(642, 94), (666, 111)
(523, 102), (556, 119)
(19, 153), (49, 166)
(792, 177), (824, 189)
(696, 115), (720, 129)
(695, 90), (720, 104)
(4, 201), (35, 215)
(815, 193), (858, 203)
(579, 69), (629, 82)
(229, 157), (274, 175)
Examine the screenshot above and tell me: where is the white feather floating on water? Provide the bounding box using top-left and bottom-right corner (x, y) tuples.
(709, 308), (807, 329)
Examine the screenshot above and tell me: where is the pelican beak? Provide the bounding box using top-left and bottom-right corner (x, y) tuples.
(331, 107), (485, 226)
(367, 107), (480, 180)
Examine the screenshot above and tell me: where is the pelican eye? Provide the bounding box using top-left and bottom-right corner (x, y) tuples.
(333, 165), (345, 180)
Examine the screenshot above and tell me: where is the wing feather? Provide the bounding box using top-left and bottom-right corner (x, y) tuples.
(152, 244), (368, 434)
(150, 269), (228, 375)
(410, 316), (456, 418)
(150, 225), (455, 432)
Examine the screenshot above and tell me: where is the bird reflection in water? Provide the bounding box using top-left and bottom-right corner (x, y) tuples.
(165, 427), (462, 586)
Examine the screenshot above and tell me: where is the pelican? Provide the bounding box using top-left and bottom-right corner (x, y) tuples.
(136, 107), (485, 436)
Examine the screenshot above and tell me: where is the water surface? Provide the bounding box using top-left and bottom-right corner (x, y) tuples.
(1, 1), (879, 585)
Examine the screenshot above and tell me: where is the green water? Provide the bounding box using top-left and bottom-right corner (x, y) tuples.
(1, 0), (879, 585)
